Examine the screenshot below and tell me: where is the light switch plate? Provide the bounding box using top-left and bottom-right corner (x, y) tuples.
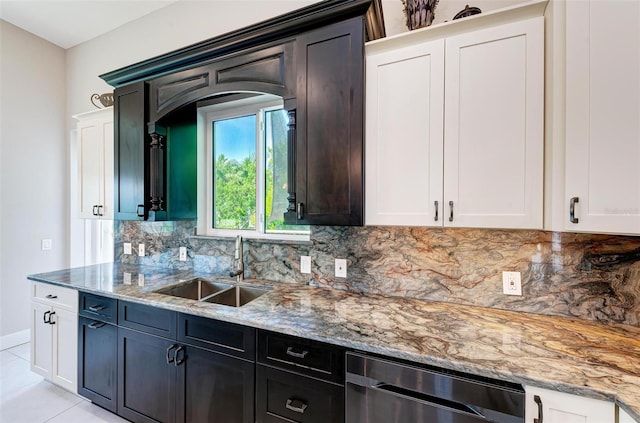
(179, 247), (187, 261)
(335, 258), (347, 278)
(41, 239), (52, 251)
(300, 256), (311, 274)
(124, 243), (132, 255)
(138, 243), (145, 257)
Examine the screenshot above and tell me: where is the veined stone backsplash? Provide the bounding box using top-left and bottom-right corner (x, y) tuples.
(115, 221), (640, 326)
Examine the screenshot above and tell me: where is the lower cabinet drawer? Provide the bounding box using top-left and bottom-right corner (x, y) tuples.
(256, 365), (344, 423)
(118, 300), (176, 338)
(33, 281), (78, 311)
(79, 292), (117, 323)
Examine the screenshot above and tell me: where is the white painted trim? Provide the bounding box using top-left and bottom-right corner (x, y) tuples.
(0, 329), (31, 350)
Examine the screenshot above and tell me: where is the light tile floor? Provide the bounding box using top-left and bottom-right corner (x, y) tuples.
(0, 343), (127, 423)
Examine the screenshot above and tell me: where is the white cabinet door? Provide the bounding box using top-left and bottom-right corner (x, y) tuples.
(31, 301), (52, 380)
(444, 17), (544, 229)
(51, 308), (78, 393)
(526, 386), (615, 423)
(365, 39), (444, 226)
(565, 0), (640, 234)
(76, 108), (114, 219)
(618, 406), (637, 423)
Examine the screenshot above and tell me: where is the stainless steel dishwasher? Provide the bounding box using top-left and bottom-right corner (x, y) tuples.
(346, 352), (525, 423)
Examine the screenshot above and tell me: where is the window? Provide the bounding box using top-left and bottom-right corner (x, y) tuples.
(198, 95), (310, 240)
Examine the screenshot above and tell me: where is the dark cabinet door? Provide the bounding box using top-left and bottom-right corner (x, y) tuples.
(118, 327), (177, 423)
(78, 317), (117, 413)
(286, 17), (365, 226)
(176, 345), (255, 423)
(114, 81), (148, 220)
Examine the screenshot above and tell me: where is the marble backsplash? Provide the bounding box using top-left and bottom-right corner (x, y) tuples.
(114, 221), (640, 326)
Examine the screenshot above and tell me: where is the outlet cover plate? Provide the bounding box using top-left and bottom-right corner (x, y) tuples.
(300, 256), (311, 274)
(502, 271), (522, 296)
(138, 243), (145, 257)
(335, 259), (347, 278)
(179, 247), (187, 261)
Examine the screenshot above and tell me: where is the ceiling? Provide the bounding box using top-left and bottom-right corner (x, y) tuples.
(0, 0), (180, 49)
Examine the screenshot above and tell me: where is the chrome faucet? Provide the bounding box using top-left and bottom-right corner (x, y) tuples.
(229, 235), (244, 282)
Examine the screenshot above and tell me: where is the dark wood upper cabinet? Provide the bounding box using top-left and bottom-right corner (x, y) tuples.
(284, 17), (364, 226)
(114, 82), (148, 220)
(104, 0), (378, 224)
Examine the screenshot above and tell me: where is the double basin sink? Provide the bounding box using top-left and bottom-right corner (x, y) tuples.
(154, 278), (269, 307)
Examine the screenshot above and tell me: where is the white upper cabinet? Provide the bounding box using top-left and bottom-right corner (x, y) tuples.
(365, 3), (544, 229)
(564, 0), (640, 235)
(75, 107), (114, 219)
(444, 17), (544, 228)
(365, 39), (444, 226)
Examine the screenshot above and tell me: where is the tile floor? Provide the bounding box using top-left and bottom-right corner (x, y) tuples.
(1, 343), (127, 423)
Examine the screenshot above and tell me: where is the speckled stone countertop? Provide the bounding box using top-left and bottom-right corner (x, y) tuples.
(28, 263), (640, 421)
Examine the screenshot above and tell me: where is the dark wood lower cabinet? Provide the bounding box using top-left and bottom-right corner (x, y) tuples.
(78, 316), (117, 413)
(118, 327), (177, 423)
(256, 365), (345, 423)
(176, 345), (255, 423)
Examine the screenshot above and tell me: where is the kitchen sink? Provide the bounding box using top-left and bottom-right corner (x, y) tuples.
(154, 279), (232, 301)
(204, 286), (269, 307)
(154, 279), (269, 307)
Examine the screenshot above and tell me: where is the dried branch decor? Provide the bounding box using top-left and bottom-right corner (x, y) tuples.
(401, 0), (439, 30)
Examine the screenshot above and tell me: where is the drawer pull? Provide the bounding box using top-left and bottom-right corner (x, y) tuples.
(43, 310), (51, 324)
(174, 346), (185, 366)
(534, 395), (543, 423)
(48, 311), (56, 324)
(88, 305), (105, 312)
(88, 321), (106, 329)
(285, 398), (308, 414)
(45, 294), (58, 299)
(286, 347), (309, 359)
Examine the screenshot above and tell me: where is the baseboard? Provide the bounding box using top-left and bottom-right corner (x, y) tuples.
(0, 329), (31, 350)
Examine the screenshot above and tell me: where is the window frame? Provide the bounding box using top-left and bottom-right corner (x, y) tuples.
(197, 96), (310, 241)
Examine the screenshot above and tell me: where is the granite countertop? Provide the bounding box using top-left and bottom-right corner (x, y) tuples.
(28, 263), (640, 420)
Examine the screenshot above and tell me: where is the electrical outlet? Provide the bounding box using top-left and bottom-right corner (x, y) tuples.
(300, 255), (311, 274)
(502, 271), (522, 296)
(138, 243), (145, 257)
(123, 272), (132, 285)
(41, 239), (52, 251)
(124, 243), (132, 255)
(179, 247), (187, 261)
(335, 258), (347, 278)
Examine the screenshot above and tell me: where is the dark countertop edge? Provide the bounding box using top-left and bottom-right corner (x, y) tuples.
(26, 272), (639, 421)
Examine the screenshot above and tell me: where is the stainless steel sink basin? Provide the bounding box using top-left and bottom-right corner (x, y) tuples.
(154, 279), (232, 301)
(204, 286), (269, 307)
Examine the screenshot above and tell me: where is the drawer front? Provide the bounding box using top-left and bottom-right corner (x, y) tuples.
(32, 282), (78, 311)
(257, 330), (344, 383)
(118, 301), (176, 339)
(79, 292), (117, 324)
(178, 313), (255, 361)
(256, 365), (344, 423)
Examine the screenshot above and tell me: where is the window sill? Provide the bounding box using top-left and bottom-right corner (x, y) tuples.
(189, 234), (312, 246)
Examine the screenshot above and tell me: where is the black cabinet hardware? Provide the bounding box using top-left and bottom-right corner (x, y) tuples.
(534, 395), (543, 423)
(285, 398), (308, 414)
(286, 346), (309, 359)
(45, 294), (58, 299)
(570, 197), (580, 224)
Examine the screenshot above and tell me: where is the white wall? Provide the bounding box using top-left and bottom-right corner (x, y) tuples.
(0, 20), (67, 345)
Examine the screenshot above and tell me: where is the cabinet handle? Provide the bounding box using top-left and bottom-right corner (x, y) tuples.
(434, 201), (439, 221)
(533, 395), (543, 423)
(166, 344), (177, 364)
(449, 201), (454, 222)
(88, 321), (106, 329)
(136, 204), (145, 218)
(45, 294), (58, 299)
(48, 311), (56, 325)
(286, 346), (309, 359)
(88, 305), (105, 312)
(569, 197), (579, 224)
(97, 205), (104, 216)
(297, 202), (304, 220)
(174, 346), (185, 366)
(92, 205), (99, 216)
(285, 398), (308, 414)
(43, 310), (51, 324)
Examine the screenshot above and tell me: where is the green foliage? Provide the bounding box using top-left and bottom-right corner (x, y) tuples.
(214, 154), (256, 229)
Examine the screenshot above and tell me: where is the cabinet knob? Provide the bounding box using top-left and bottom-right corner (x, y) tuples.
(569, 197), (579, 224)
